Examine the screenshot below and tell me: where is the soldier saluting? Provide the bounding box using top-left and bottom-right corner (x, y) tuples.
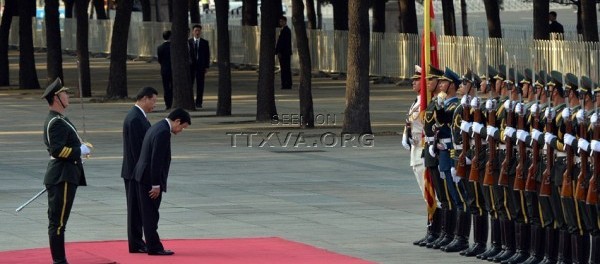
(42, 78), (92, 264)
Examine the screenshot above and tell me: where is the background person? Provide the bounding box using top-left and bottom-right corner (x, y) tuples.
(157, 31), (173, 110)
(275, 16), (292, 90)
(188, 24), (210, 109)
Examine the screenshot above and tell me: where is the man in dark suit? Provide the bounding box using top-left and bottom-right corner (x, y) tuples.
(157, 31), (173, 110)
(121, 87), (158, 254)
(42, 78), (91, 264)
(275, 16), (292, 90)
(134, 108), (191, 256)
(188, 24), (210, 108)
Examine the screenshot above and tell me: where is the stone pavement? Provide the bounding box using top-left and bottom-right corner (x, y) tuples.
(0, 51), (482, 263)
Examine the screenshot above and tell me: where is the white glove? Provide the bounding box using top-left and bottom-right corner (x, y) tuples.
(563, 133), (576, 146)
(504, 126), (516, 140)
(531, 129), (543, 143)
(578, 138), (590, 153)
(466, 156), (472, 165)
(472, 122), (484, 135)
(428, 145), (436, 157)
(401, 132), (410, 150)
(503, 100), (512, 111)
(592, 113), (598, 124)
(544, 132), (556, 144)
(460, 121), (472, 133)
(515, 103), (523, 115)
(436, 94), (446, 109)
(561, 108), (571, 120)
(80, 144), (91, 157)
(576, 109), (585, 122)
(461, 95), (470, 106)
(516, 129), (529, 142)
(485, 99), (495, 111)
(470, 97), (480, 108)
(487, 125), (498, 137)
(530, 103), (539, 114)
(451, 167), (461, 183)
(545, 107), (555, 119)
(591, 140), (600, 153)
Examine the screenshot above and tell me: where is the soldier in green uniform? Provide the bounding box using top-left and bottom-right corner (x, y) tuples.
(587, 86), (600, 264)
(42, 78), (91, 264)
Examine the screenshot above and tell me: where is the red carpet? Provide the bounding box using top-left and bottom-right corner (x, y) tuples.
(0, 237), (374, 264)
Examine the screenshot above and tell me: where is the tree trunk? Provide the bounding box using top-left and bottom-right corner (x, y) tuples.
(92, 0), (107, 19)
(45, 0), (64, 85)
(189, 0), (200, 23)
(76, 0), (91, 97)
(64, 0), (75, 18)
(141, 0), (152, 21)
(19, 0), (40, 89)
(331, 0), (348, 31)
(154, 0), (161, 21)
(581, 0), (598, 41)
(398, 0), (417, 34)
(171, 0), (194, 109)
(316, 0), (322, 29)
(532, 0), (549, 40)
(216, 0), (232, 116)
(242, 0), (258, 26)
(0, 0), (16, 86)
(460, 0), (468, 36)
(256, 0), (278, 121)
(305, 0), (317, 30)
(343, 0), (371, 134)
(106, 0), (133, 98)
(483, 0), (501, 38)
(441, 0), (456, 35)
(372, 0), (385, 33)
(292, 0), (314, 128)
(168, 0), (173, 21)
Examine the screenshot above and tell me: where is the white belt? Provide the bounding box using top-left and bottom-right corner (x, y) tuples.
(556, 152), (567, 158)
(498, 144), (507, 150)
(439, 138), (452, 144)
(455, 144), (463, 150)
(425, 136), (435, 143)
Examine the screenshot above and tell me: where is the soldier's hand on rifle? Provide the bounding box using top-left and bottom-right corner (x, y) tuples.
(530, 103), (539, 114)
(591, 140), (600, 153)
(504, 126), (516, 141)
(515, 102), (523, 115)
(401, 132), (411, 150)
(516, 129), (529, 142)
(564, 133), (576, 146)
(503, 100), (512, 112)
(461, 95), (471, 106)
(466, 156), (472, 165)
(460, 120), (472, 133)
(544, 132), (556, 145)
(576, 109), (585, 122)
(545, 107), (556, 119)
(472, 122), (484, 135)
(428, 145), (437, 157)
(470, 97), (480, 108)
(591, 113), (598, 124)
(450, 167), (461, 183)
(561, 108), (571, 120)
(485, 99), (496, 111)
(486, 125), (498, 138)
(436, 92), (447, 110)
(578, 138), (590, 153)
(80, 144), (91, 158)
(531, 129), (543, 143)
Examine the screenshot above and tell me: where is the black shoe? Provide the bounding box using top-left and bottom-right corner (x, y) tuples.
(129, 247), (148, 253)
(195, 104), (203, 109)
(148, 249), (174, 256)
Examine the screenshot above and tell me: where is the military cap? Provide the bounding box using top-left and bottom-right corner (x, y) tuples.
(534, 70), (547, 87)
(482, 65), (499, 81)
(411, 65), (422, 79)
(427, 65), (444, 79)
(520, 68), (533, 84)
(507, 68), (523, 85)
(548, 70), (564, 96)
(577, 76), (593, 97)
(439, 67), (461, 86)
(564, 73), (578, 92)
(41, 78), (68, 100)
(462, 69), (482, 87)
(493, 65), (507, 81)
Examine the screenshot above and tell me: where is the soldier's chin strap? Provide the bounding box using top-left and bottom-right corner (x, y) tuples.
(56, 95), (67, 109)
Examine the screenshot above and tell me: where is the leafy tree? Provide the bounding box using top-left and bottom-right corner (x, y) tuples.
(242, 0), (258, 26)
(216, 0), (232, 115)
(292, 0), (315, 127)
(171, 0), (194, 109)
(19, 0), (41, 89)
(256, 0), (278, 121)
(533, 0), (549, 39)
(45, 0), (64, 84)
(398, 0), (417, 34)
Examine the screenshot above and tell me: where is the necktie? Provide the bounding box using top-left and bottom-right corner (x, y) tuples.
(195, 40), (199, 60)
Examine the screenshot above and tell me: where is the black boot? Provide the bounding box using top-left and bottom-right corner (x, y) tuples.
(556, 229), (572, 264)
(463, 214), (489, 257)
(413, 219), (431, 246)
(571, 233), (590, 264)
(492, 219), (516, 262)
(478, 218), (502, 260)
(420, 209), (442, 247)
(442, 211), (471, 252)
(521, 225), (545, 264)
(432, 208), (456, 249)
(49, 234), (68, 264)
(502, 222), (530, 264)
(539, 228), (558, 264)
(590, 234), (600, 264)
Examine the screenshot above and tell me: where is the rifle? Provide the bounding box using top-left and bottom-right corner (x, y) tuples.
(540, 75), (554, 197)
(499, 59), (514, 187)
(456, 73), (474, 178)
(514, 71), (526, 191)
(525, 57), (540, 192)
(575, 85), (588, 202)
(586, 92), (598, 205)
(469, 62), (487, 183)
(560, 75), (574, 198)
(483, 80), (498, 186)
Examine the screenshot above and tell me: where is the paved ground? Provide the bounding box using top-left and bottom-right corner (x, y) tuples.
(0, 51), (483, 263)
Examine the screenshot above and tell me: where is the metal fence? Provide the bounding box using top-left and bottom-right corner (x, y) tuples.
(7, 18), (600, 80)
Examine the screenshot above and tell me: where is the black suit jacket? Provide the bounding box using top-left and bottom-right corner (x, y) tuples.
(275, 26), (292, 56)
(133, 119), (172, 192)
(121, 106), (151, 180)
(157, 41), (171, 75)
(188, 38), (210, 71)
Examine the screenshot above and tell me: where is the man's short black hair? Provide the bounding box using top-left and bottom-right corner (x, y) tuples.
(162, 30), (171, 40)
(280, 16), (287, 22)
(193, 24), (202, 30)
(136, 87), (158, 101)
(168, 108), (191, 125)
(549, 11), (557, 17)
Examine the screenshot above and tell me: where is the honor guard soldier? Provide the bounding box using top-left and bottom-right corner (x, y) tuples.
(418, 65), (445, 248)
(42, 78), (91, 264)
(587, 86), (600, 264)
